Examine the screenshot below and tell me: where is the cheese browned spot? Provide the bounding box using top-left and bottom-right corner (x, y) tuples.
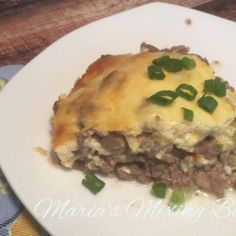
(52, 44), (236, 197)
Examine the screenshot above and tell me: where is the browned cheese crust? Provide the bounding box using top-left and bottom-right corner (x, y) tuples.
(52, 44), (236, 197)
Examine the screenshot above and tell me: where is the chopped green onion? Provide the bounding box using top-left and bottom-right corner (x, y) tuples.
(82, 173), (105, 194)
(152, 183), (167, 199)
(214, 77), (227, 97)
(203, 79), (215, 93)
(153, 55), (170, 66)
(151, 56), (196, 75)
(149, 90), (178, 106)
(181, 57), (196, 70)
(203, 77), (227, 97)
(168, 188), (185, 211)
(176, 83), (198, 101)
(198, 94), (218, 114)
(148, 65), (165, 80)
(182, 107), (193, 121)
(164, 58), (182, 72)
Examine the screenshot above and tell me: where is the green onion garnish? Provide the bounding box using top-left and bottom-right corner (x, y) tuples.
(151, 56), (196, 76)
(182, 107), (193, 121)
(82, 173), (105, 194)
(149, 90), (178, 106)
(176, 83), (198, 101)
(168, 188), (185, 211)
(214, 77), (227, 97)
(152, 183), (167, 199)
(198, 94), (218, 114)
(203, 79), (215, 93)
(153, 55), (170, 66)
(164, 58), (183, 72)
(148, 65), (165, 80)
(203, 77), (227, 97)
(181, 57), (196, 70)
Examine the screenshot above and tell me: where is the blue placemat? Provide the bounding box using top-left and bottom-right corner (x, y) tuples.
(0, 65), (49, 236)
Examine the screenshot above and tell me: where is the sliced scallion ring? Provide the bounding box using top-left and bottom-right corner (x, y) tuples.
(164, 58), (182, 72)
(169, 188), (185, 211)
(148, 64), (165, 80)
(203, 79), (215, 93)
(148, 90), (178, 106)
(198, 94), (218, 114)
(82, 173), (105, 194)
(182, 107), (194, 121)
(153, 55), (170, 66)
(203, 77), (227, 97)
(176, 83), (198, 101)
(152, 183), (167, 199)
(214, 77), (227, 97)
(181, 57), (196, 70)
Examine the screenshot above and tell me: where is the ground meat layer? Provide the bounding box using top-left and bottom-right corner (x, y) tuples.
(72, 131), (236, 198)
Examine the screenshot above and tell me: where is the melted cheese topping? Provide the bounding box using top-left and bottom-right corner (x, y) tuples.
(52, 51), (236, 165)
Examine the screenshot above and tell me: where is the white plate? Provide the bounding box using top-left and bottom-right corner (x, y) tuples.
(1, 2), (236, 236)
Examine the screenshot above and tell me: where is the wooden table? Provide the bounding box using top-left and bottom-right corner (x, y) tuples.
(0, 0), (236, 66)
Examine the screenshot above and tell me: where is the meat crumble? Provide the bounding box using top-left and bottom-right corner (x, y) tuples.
(72, 128), (236, 198)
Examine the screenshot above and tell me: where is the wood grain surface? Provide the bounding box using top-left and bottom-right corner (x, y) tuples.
(0, 0), (236, 66)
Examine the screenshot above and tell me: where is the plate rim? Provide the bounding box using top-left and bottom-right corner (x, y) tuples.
(0, 2), (236, 235)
